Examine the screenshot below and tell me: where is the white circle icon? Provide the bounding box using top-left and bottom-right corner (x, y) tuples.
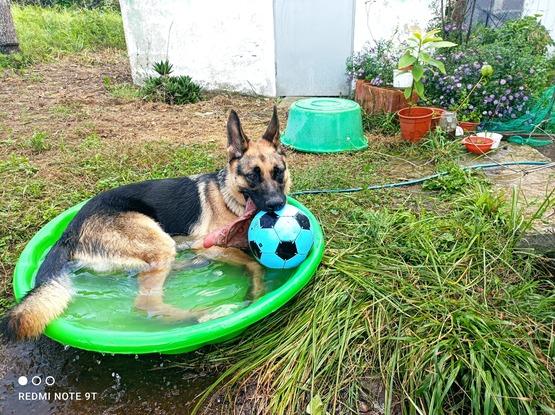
(31, 376), (42, 386)
(17, 376), (28, 386)
(45, 376), (55, 386)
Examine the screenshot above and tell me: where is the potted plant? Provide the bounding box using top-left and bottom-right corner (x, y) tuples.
(453, 64), (494, 132)
(348, 40), (413, 114)
(396, 28), (456, 142)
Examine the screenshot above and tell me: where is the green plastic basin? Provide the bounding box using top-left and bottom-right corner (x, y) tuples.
(281, 98), (367, 153)
(12, 197), (324, 354)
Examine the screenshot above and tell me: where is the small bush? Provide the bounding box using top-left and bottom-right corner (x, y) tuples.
(140, 61), (202, 105)
(346, 39), (398, 86)
(424, 16), (555, 121)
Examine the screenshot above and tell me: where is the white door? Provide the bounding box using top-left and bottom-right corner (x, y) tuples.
(274, 0), (355, 96)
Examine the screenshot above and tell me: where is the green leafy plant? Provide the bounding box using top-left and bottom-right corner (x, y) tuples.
(153, 59), (173, 76)
(27, 131), (50, 152)
(398, 28), (456, 103)
(140, 61), (202, 105)
(423, 162), (487, 195)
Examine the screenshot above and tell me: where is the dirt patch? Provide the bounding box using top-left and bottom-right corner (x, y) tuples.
(0, 50), (281, 153)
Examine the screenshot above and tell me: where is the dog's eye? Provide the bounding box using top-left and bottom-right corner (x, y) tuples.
(272, 167), (284, 182)
(246, 167), (261, 186)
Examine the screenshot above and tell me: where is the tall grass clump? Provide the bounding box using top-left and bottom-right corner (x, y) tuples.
(190, 186), (555, 414)
(0, 5), (125, 68)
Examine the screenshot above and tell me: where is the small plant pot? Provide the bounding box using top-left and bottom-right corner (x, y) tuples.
(459, 121), (480, 132)
(476, 131), (503, 149)
(354, 80), (411, 114)
(463, 136), (493, 154)
(393, 69), (413, 88)
(397, 107), (434, 142)
(429, 107), (446, 130)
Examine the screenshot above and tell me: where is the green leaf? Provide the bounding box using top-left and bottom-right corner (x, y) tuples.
(412, 64), (424, 81)
(306, 395), (329, 415)
(414, 81), (425, 98)
(428, 58), (446, 74)
(432, 41), (458, 48)
(423, 36), (443, 44)
(398, 52), (416, 69)
(403, 88), (412, 99)
(419, 51), (431, 64)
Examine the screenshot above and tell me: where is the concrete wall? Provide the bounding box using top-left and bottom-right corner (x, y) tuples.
(523, 0), (555, 41)
(120, 0), (276, 96)
(353, 0), (434, 51)
(120, 0), (555, 97)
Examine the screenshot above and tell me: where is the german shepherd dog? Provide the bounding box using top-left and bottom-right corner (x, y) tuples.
(2, 108), (290, 341)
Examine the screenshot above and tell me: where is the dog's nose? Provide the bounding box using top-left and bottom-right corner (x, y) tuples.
(265, 196), (285, 212)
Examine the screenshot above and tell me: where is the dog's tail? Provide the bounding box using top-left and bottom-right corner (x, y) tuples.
(1, 243), (74, 341)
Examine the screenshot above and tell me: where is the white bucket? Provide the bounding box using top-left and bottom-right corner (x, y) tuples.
(393, 69), (413, 89)
(476, 132), (503, 149)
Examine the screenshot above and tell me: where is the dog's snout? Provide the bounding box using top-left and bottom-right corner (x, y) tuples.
(265, 196), (285, 212)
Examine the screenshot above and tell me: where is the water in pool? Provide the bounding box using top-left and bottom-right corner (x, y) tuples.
(63, 250), (293, 332)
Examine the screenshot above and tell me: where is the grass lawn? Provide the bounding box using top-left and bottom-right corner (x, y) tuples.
(1, 5), (554, 415)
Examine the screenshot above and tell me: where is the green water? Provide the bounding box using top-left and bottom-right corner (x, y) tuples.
(64, 251), (293, 332)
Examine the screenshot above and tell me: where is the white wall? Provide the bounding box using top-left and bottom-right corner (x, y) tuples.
(119, 0), (276, 96)
(523, 0), (555, 41)
(353, 0), (434, 51)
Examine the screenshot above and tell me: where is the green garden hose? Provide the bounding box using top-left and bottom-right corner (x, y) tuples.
(290, 161), (550, 196)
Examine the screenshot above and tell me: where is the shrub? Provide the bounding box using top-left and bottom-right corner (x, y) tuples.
(424, 16), (555, 121)
(140, 60), (202, 105)
(346, 39), (398, 86)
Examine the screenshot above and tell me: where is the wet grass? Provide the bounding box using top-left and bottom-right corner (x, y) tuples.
(0, 5), (125, 69)
(193, 184), (555, 414)
(1, 113), (553, 413)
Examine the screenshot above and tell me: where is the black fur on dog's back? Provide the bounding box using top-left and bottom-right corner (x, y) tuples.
(1, 176), (205, 341)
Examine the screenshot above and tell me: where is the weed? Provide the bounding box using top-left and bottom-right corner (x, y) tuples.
(423, 162), (487, 195)
(421, 127), (464, 163)
(362, 111), (400, 136)
(103, 77), (139, 101)
(27, 131), (50, 152)
(50, 103), (83, 119)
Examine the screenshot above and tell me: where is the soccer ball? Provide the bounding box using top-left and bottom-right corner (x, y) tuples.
(248, 204), (314, 269)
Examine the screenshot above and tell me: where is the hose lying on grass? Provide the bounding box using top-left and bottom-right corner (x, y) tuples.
(290, 161), (552, 196)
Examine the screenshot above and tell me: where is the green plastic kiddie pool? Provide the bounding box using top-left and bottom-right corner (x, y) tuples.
(281, 98), (367, 153)
(13, 198), (324, 354)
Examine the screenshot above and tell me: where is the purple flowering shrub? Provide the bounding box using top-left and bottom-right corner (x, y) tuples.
(346, 40), (398, 86)
(424, 17), (555, 122)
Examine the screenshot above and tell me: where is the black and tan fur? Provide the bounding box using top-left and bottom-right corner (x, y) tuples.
(2, 107), (291, 341)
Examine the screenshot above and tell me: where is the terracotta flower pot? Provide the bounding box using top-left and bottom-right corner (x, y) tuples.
(459, 121), (480, 132)
(429, 107), (446, 129)
(354, 80), (411, 115)
(397, 107), (434, 142)
(463, 136), (493, 154)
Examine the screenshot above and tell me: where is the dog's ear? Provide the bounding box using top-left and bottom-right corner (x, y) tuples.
(227, 110), (249, 160)
(262, 106), (280, 148)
